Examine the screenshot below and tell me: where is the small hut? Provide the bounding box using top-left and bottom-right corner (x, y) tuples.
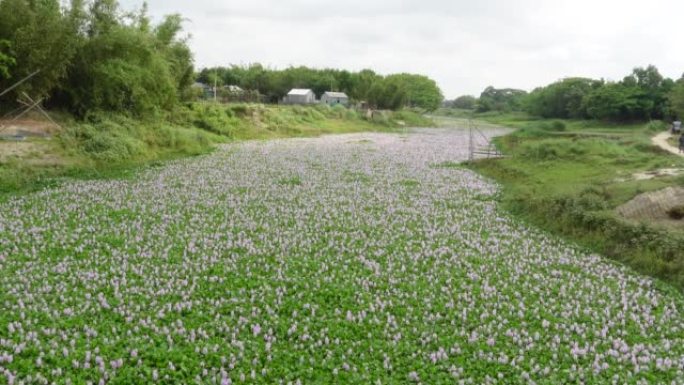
(321, 92), (349, 106)
(283, 89), (316, 105)
(192, 82), (214, 99)
(224, 85), (243, 93)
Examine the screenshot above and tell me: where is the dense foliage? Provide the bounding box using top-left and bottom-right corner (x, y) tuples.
(581, 83), (654, 121)
(524, 78), (602, 119)
(670, 77), (684, 120)
(527, 66), (676, 121)
(476, 86), (528, 113)
(443, 95), (477, 110)
(0, 0), (442, 115)
(197, 65), (443, 110)
(0, 0), (193, 117)
(447, 65), (683, 122)
(0, 39), (14, 80)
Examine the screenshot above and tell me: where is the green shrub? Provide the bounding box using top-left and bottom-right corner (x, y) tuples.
(390, 110), (434, 126)
(228, 104), (250, 117)
(188, 104), (242, 136)
(551, 121), (566, 131)
(515, 127), (550, 138)
(58, 110), (215, 164)
(349, 109), (362, 119)
(328, 104), (347, 119)
(631, 141), (662, 154)
(82, 131), (144, 162)
(371, 111), (390, 125)
(534, 121), (566, 131)
(576, 189), (610, 211)
(646, 120), (667, 132)
(668, 206), (684, 220)
(520, 140), (563, 160)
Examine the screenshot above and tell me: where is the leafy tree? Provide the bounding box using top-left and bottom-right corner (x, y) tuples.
(88, 0), (119, 37)
(367, 76), (407, 110)
(0, 0), (79, 100)
(525, 78), (601, 119)
(242, 64), (269, 94)
(583, 83), (653, 121)
(64, 26), (177, 116)
(0, 39), (14, 80)
(447, 95), (477, 110)
(0, 0), (193, 116)
(623, 65), (670, 119)
(504, 65), (676, 122)
(349, 69), (380, 102)
(383, 73), (442, 111)
(628, 65), (663, 92)
(669, 78), (684, 120)
(155, 14), (194, 93)
(478, 86), (527, 112)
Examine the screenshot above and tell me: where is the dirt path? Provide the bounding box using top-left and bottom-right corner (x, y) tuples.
(652, 131), (683, 156)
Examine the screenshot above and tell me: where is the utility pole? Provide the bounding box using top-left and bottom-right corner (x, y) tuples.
(468, 119), (474, 162)
(213, 69), (218, 103)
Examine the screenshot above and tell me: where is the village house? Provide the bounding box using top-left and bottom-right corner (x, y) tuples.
(283, 89), (316, 105)
(224, 85), (243, 93)
(191, 82), (214, 99)
(321, 91), (349, 106)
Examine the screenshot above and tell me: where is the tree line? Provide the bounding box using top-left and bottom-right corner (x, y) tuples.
(445, 65), (684, 121)
(197, 66), (443, 111)
(0, 0), (444, 117)
(0, 0), (194, 117)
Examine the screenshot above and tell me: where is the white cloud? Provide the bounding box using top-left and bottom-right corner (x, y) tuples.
(120, 0), (684, 98)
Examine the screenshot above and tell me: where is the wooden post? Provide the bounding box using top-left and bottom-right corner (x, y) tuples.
(0, 70), (40, 99)
(468, 119), (474, 161)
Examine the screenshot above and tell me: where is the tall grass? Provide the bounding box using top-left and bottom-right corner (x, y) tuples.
(60, 112), (216, 163)
(0, 104), (433, 196)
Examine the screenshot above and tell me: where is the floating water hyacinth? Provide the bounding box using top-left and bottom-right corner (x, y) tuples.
(1, 128), (684, 384)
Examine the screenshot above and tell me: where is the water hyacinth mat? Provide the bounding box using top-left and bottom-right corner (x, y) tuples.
(1, 128), (683, 384)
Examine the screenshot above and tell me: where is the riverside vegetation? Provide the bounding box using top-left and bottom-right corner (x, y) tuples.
(0, 104), (431, 195)
(0, 0), (435, 195)
(445, 65), (684, 122)
(447, 110), (684, 290)
(441, 64), (684, 292)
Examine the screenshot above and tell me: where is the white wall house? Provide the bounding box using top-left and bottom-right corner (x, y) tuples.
(321, 92), (349, 106)
(224, 85), (243, 93)
(283, 89), (316, 104)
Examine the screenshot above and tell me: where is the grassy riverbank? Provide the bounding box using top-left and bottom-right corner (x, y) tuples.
(0, 104), (431, 197)
(461, 110), (684, 290)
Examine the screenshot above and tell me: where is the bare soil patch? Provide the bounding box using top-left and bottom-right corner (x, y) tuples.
(632, 168), (684, 181)
(617, 186), (684, 227)
(0, 140), (67, 166)
(0, 118), (59, 137)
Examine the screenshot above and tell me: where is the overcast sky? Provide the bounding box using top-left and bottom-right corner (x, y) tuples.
(120, 0), (684, 98)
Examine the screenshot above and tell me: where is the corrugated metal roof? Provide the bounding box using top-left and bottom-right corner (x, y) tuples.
(323, 92), (348, 98)
(288, 89), (313, 96)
